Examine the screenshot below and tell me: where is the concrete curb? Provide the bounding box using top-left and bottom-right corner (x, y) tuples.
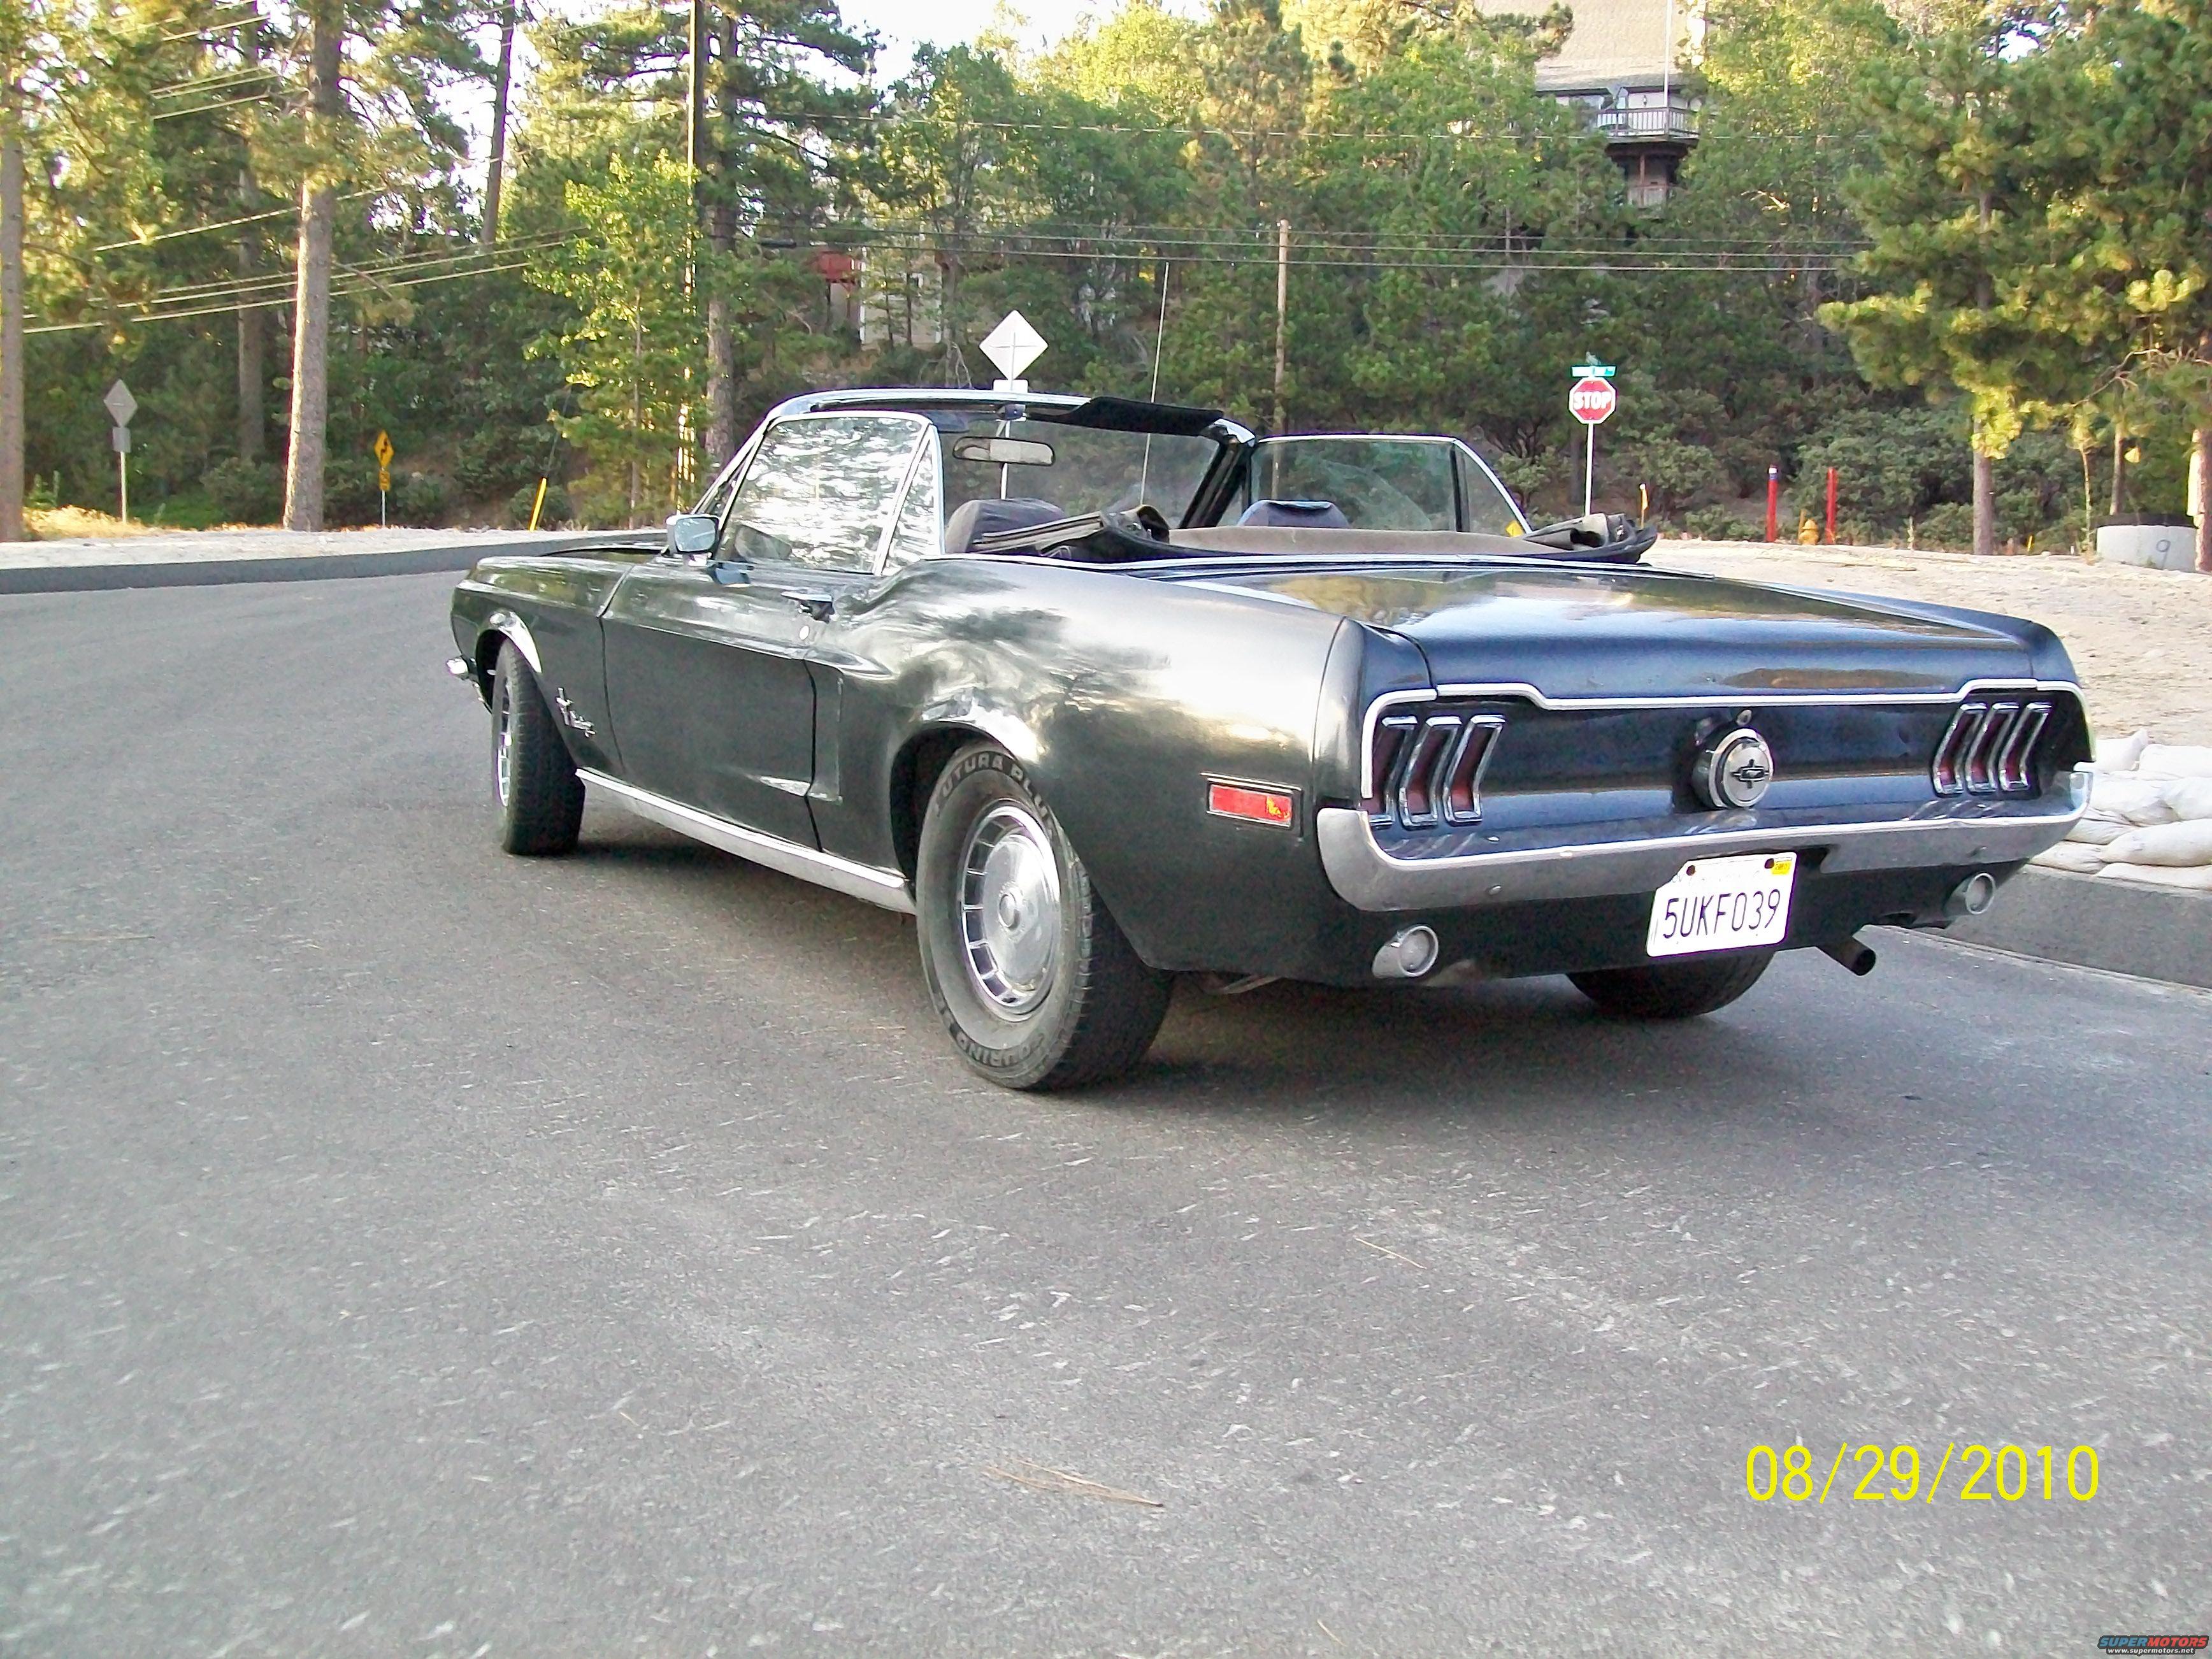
(1947, 866), (2212, 989)
(0, 535), (638, 596)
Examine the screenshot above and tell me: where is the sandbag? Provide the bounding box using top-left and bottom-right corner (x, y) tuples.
(2031, 842), (2108, 873)
(2164, 778), (2212, 822)
(2097, 819), (2212, 867)
(2066, 816), (2132, 846)
(2097, 861), (2212, 891)
(2086, 775), (2179, 826)
(2137, 744), (2212, 779)
(2091, 729), (2150, 772)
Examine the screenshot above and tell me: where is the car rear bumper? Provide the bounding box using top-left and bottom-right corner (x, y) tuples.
(1314, 771), (2089, 914)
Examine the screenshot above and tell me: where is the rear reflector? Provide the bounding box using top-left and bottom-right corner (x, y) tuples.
(1208, 781), (1296, 827)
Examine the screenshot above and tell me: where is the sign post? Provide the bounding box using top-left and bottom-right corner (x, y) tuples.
(1567, 361), (1616, 518)
(104, 380), (138, 523)
(373, 430), (394, 528)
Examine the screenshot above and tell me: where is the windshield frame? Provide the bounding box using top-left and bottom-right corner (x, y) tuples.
(1220, 432), (1530, 538)
(698, 389), (1256, 530)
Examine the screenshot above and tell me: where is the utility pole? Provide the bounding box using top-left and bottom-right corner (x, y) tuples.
(236, 3), (265, 461)
(686, 0), (704, 199)
(1271, 219), (1289, 432)
(480, 0), (518, 245)
(282, 0), (343, 531)
(0, 71), (24, 543)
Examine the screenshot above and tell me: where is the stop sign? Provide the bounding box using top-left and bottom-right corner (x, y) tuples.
(1569, 375), (1617, 425)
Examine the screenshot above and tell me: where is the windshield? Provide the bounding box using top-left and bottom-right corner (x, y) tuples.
(1237, 436), (1528, 536)
(937, 413), (1219, 524)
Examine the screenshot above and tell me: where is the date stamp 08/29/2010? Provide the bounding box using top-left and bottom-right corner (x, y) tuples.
(1744, 1441), (2100, 1504)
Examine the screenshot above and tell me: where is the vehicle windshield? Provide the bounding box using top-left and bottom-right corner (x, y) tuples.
(935, 411), (1219, 524)
(1237, 436), (1528, 536)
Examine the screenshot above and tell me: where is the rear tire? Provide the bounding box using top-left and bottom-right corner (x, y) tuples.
(491, 644), (584, 856)
(916, 745), (1171, 1090)
(1569, 951), (1772, 1019)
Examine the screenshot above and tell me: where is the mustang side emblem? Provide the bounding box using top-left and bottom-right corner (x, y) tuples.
(554, 689), (597, 740)
(1695, 727), (1774, 810)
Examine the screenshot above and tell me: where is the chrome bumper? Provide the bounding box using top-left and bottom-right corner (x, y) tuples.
(1315, 773), (2088, 914)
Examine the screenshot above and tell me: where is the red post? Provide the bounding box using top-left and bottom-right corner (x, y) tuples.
(1825, 466), (1838, 544)
(1765, 466), (1780, 542)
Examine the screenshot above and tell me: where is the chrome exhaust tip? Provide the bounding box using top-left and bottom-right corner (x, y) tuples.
(1372, 925), (1441, 980)
(445, 654), (474, 680)
(1945, 871), (1998, 921)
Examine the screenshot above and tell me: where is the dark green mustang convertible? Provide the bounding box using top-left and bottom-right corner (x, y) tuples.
(447, 389), (2090, 1089)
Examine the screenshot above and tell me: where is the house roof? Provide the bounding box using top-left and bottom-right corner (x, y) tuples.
(1476, 0), (1693, 92)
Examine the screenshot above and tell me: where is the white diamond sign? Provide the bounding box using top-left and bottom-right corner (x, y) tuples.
(104, 378), (138, 427)
(980, 311), (1047, 385)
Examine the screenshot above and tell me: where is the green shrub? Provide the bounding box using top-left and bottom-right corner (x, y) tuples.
(456, 426), (548, 501)
(1623, 435), (1725, 519)
(1918, 501), (1975, 550)
(507, 480), (573, 528)
(1795, 406), (1966, 535)
(1680, 503), (1755, 540)
(389, 471), (450, 525)
(202, 457), (284, 524)
(322, 456), (381, 526)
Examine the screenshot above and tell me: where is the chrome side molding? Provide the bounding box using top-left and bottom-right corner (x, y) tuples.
(577, 769), (916, 915)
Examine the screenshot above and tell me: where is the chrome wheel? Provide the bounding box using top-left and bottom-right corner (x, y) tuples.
(958, 801), (1062, 1017)
(493, 677), (514, 807)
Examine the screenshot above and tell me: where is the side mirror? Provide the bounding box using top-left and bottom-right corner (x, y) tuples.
(666, 512), (719, 557)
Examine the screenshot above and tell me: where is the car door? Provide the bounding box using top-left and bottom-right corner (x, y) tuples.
(601, 412), (930, 847)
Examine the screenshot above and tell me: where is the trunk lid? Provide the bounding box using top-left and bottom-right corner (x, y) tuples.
(1181, 561), (2038, 698)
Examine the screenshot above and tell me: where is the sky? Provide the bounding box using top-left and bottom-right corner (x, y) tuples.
(837, 0), (1117, 79)
(451, 0), (1189, 185)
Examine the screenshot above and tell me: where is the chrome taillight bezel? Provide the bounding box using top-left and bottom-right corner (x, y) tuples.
(1934, 696), (2053, 797)
(1364, 705), (1505, 827)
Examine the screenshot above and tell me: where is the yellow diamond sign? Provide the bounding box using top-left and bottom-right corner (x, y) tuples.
(373, 430), (393, 466)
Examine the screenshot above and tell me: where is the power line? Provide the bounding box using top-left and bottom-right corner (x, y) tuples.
(91, 190), (375, 253)
(25, 255), (548, 334)
(150, 88), (282, 121)
(736, 104), (1879, 148)
(41, 214), (1858, 335)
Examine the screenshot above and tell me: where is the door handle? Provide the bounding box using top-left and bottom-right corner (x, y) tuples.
(783, 589), (835, 621)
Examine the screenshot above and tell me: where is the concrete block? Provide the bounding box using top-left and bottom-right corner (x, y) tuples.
(1945, 865), (2212, 989)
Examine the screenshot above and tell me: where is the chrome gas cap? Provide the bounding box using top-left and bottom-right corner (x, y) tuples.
(1695, 726), (1775, 810)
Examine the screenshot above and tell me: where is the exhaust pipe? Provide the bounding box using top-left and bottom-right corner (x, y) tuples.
(1820, 935), (1878, 977)
(1372, 926), (1441, 980)
(1945, 871), (1998, 921)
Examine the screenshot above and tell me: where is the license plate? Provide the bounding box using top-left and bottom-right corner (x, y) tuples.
(1646, 851), (1797, 958)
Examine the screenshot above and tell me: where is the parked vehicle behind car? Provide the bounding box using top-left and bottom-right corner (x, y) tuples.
(449, 389), (2090, 1088)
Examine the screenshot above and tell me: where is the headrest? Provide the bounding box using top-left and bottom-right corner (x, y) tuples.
(944, 496), (1068, 555)
(1239, 498), (1351, 529)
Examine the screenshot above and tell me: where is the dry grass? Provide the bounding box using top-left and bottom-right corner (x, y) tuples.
(25, 506), (158, 540)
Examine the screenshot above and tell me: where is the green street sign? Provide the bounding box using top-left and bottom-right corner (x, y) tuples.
(1570, 361), (1616, 378)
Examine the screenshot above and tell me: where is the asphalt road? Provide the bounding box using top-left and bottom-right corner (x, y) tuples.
(3, 573), (2208, 1657)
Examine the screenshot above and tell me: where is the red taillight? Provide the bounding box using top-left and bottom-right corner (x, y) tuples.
(1933, 697), (2051, 796)
(1365, 705), (1506, 826)
(1209, 780), (1296, 827)
(1363, 715), (1419, 814)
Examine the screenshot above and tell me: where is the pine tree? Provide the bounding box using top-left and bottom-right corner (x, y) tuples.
(2010, 0), (2212, 570)
(1822, 20), (2083, 556)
